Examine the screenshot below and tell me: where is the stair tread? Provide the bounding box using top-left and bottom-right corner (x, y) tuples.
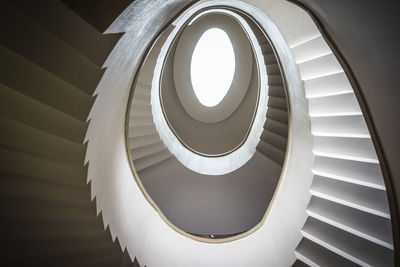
(131, 141), (165, 160)
(260, 42), (273, 54)
(135, 149), (172, 172)
(129, 124), (158, 138)
(291, 35), (331, 64)
(266, 63), (280, 75)
(6, 0), (121, 67)
(298, 53), (343, 81)
(73, 252), (122, 267)
(0, 145), (87, 184)
(267, 107), (288, 124)
(0, 2), (102, 95)
(309, 92), (361, 117)
(311, 176), (390, 218)
(295, 237), (358, 267)
(268, 96), (288, 111)
(268, 85), (286, 98)
(260, 129), (287, 151)
(130, 114), (154, 127)
(311, 115), (369, 138)
(256, 139), (285, 166)
(305, 72), (353, 99)
(0, 173), (91, 207)
(267, 74), (283, 86)
(0, 82), (86, 143)
(0, 43), (93, 121)
(313, 136), (378, 163)
(0, 116), (85, 166)
(308, 196), (393, 249)
(129, 133), (161, 149)
(264, 118), (288, 138)
(0, 195), (96, 218)
(313, 156), (385, 190)
(302, 218), (394, 266)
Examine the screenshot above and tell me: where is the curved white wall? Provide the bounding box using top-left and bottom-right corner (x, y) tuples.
(85, 0), (314, 266)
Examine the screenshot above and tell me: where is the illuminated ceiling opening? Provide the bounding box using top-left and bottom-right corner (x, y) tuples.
(190, 28), (235, 107)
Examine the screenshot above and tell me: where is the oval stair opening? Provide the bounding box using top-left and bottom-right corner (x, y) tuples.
(190, 27), (235, 107)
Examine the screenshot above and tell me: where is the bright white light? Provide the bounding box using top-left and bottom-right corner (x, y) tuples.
(190, 28), (235, 107)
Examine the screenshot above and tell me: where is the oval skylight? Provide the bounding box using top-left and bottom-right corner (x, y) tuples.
(190, 28), (235, 107)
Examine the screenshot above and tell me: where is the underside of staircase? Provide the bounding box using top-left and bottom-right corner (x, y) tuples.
(0, 0), (140, 266)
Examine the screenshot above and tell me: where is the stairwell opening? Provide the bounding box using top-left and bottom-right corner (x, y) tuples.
(190, 27), (235, 107)
(126, 7), (290, 241)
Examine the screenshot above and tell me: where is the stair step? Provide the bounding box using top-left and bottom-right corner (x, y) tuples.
(304, 72), (352, 99)
(291, 259), (309, 267)
(74, 252), (122, 267)
(267, 107), (288, 124)
(6, 0), (121, 67)
(0, 44), (93, 121)
(134, 89), (151, 103)
(298, 53), (343, 81)
(0, 145), (87, 185)
(295, 237), (358, 267)
(311, 115), (369, 138)
(313, 136), (378, 163)
(0, 173), (91, 207)
(291, 35), (331, 64)
(135, 149), (172, 172)
(131, 97), (152, 109)
(0, 195), (96, 218)
(257, 35), (268, 45)
(133, 81), (151, 96)
(266, 63), (280, 75)
(263, 52), (277, 65)
(28, 241), (121, 266)
(264, 118), (288, 138)
(268, 85), (286, 98)
(309, 93), (361, 117)
(130, 101), (152, 116)
(260, 129), (287, 151)
(0, 213), (103, 231)
(260, 42), (273, 54)
(129, 124), (157, 138)
(130, 114), (154, 126)
(313, 156), (385, 190)
(0, 82), (86, 143)
(129, 133), (161, 149)
(302, 217), (394, 266)
(2, 225), (111, 248)
(131, 141), (165, 160)
(0, 117), (85, 166)
(138, 59), (156, 84)
(256, 140), (285, 166)
(268, 96), (288, 111)
(267, 74), (283, 86)
(310, 176), (390, 218)
(0, 2), (102, 95)
(307, 197), (393, 249)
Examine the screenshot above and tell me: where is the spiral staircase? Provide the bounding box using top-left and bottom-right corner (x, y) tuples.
(0, 0), (398, 266)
